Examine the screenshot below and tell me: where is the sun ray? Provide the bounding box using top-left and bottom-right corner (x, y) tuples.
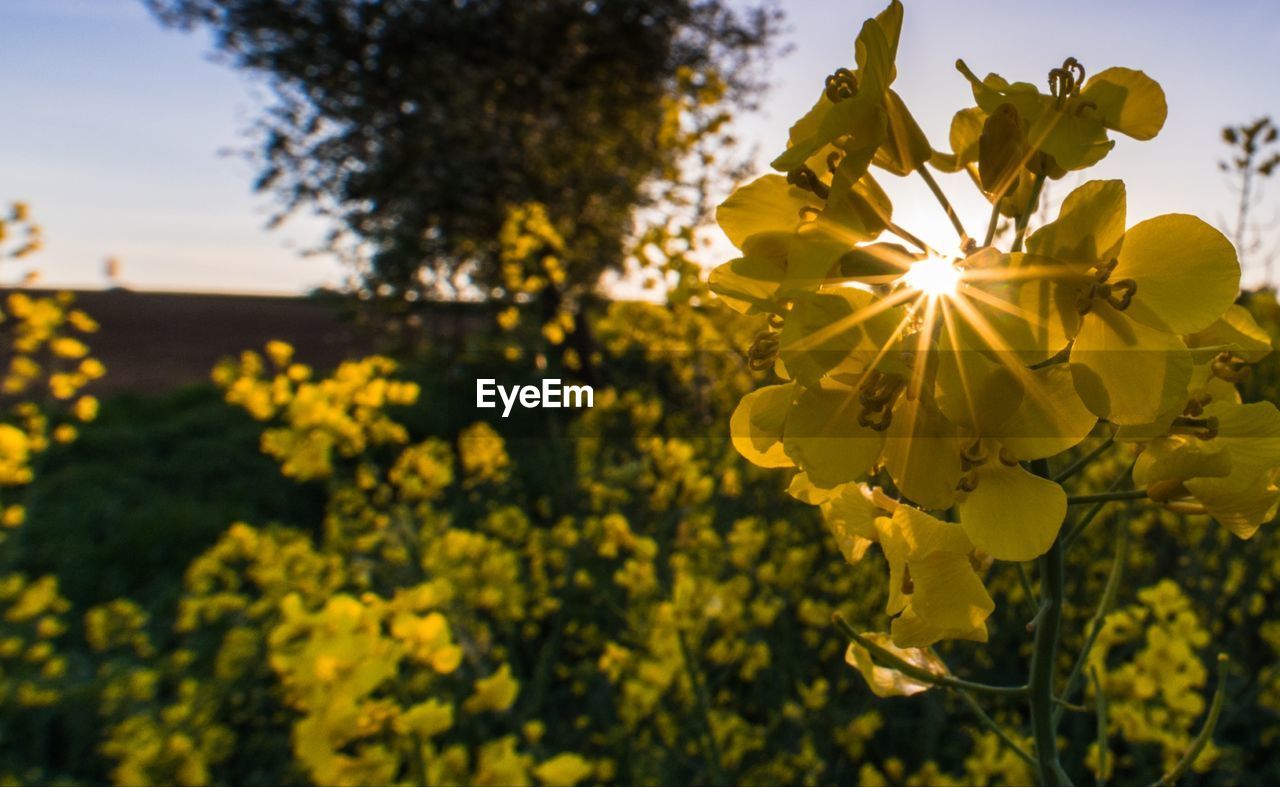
(939, 299), (985, 432)
(783, 286), (916, 353)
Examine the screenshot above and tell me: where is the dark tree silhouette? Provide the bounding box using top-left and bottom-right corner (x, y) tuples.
(145, 0), (779, 307)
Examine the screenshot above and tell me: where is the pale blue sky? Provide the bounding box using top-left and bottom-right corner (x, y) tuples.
(2, 0), (1277, 294)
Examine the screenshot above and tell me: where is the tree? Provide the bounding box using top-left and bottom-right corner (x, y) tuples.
(144, 0), (778, 309)
(1220, 117), (1280, 284)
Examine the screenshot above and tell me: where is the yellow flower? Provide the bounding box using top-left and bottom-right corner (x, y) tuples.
(533, 753), (594, 786)
(464, 665), (520, 714)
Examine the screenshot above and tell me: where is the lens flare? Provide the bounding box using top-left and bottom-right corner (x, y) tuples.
(902, 256), (961, 298)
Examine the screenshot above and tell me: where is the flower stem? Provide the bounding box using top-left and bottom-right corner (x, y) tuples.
(887, 221), (937, 256)
(1151, 654), (1229, 787)
(676, 627), (726, 786)
(1028, 459), (1071, 787)
(1066, 489), (1148, 505)
(982, 199), (1002, 247)
(917, 165), (972, 250)
(833, 614), (1028, 697)
(1053, 433), (1115, 484)
(1012, 171), (1047, 253)
(1055, 520), (1128, 725)
(956, 688), (1037, 768)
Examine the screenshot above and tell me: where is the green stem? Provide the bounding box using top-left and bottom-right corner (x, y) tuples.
(834, 615), (1029, 697)
(956, 689), (1037, 768)
(918, 165), (972, 250)
(1151, 654), (1229, 787)
(888, 221), (937, 256)
(1067, 489), (1148, 505)
(1062, 462), (1135, 548)
(1028, 459), (1070, 787)
(1016, 562), (1039, 617)
(1053, 434), (1115, 484)
(1011, 171), (1047, 253)
(1055, 520), (1129, 725)
(676, 627), (726, 786)
(1091, 667), (1109, 787)
(982, 199), (1002, 247)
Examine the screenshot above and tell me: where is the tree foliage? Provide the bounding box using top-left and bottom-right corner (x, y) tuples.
(145, 0), (779, 300)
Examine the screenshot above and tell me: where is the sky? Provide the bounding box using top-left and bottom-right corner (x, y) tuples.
(1, 0), (1278, 294)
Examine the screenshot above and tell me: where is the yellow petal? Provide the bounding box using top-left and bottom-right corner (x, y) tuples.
(935, 328), (1023, 435)
(958, 462), (1066, 561)
(997, 365), (1098, 461)
(782, 386), (884, 488)
(890, 602), (989, 648)
(881, 394), (963, 509)
(1187, 467), (1280, 540)
(729, 384), (796, 468)
(1186, 304), (1273, 363)
(1080, 67), (1167, 140)
(909, 551), (997, 632)
(1070, 303), (1192, 426)
(844, 632), (946, 698)
(887, 504), (973, 560)
(1134, 435), (1232, 486)
(786, 471), (837, 504)
(779, 289), (896, 386)
(1114, 214), (1239, 335)
(1201, 400), (1280, 481)
(716, 175), (818, 250)
(708, 243), (787, 315)
(821, 483), (879, 563)
(1026, 179), (1126, 264)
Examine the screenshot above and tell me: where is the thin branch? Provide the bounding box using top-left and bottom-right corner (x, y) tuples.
(1067, 489), (1148, 506)
(834, 614), (1029, 697)
(955, 688), (1037, 768)
(1062, 462), (1136, 548)
(1055, 520), (1129, 725)
(1011, 171), (1047, 253)
(1092, 666), (1110, 787)
(982, 199), (1002, 247)
(918, 165), (972, 250)
(1015, 561), (1038, 618)
(1151, 654), (1229, 787)
(1053, 432), (1115, 484)
(887, 221), (937, 256)
(676, 627), (726, 786)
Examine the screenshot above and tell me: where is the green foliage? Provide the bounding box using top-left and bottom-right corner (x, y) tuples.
(15, 386), (323, 614)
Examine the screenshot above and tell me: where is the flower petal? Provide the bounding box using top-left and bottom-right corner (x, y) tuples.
(1080, 67), (1167, 141)
(1114, 214), (1239, 335)
(716, 175), (818, 250)
(783, 386), (884, 488)
(881, 395), (963, 509)
(998, 365), (1098, 461)
(729, 384), (796, 468)
(1070, 304), (1193, 426)
(958, 462), (1066, 561)
(844, 632), (946, 698)
(1026, 179), (1126, 264)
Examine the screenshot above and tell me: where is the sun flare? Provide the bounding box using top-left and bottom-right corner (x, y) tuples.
(901, 255), (962, 298)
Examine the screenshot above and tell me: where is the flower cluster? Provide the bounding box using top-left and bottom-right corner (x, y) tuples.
(714, 1), (1273, 660)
